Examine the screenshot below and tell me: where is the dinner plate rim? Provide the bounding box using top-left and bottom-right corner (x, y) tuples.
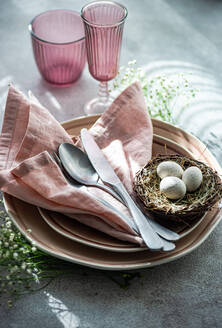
(3, 194), (222, 271)
(38, 207), (146, 253)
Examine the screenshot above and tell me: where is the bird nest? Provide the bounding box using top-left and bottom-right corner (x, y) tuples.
(134, 154), (222, 225)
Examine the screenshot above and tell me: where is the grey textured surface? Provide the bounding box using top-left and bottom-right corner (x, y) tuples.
(0, 0), (222, 327)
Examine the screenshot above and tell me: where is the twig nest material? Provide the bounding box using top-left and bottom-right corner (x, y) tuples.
(134, 154), (222, 223)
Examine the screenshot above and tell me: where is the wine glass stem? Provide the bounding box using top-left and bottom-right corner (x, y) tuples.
(98, 81), (109, 105)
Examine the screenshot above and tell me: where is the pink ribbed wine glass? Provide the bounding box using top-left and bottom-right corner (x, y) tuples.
(29, 10), (86, 86)
(81, 1), (128, 115)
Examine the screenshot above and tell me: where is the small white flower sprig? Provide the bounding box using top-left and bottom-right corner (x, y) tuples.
(0, 205), (74, 306)
(111, 60), (197, 124)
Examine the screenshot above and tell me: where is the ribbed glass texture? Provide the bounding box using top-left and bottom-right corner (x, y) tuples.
(82, 2), (127, 82)
(29, 10), (86, 86)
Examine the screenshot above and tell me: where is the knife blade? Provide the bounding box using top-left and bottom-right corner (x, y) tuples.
(80, 128), (164, 251)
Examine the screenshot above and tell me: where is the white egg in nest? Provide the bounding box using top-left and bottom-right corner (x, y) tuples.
(160, 176), (186, 200)
(157, 161), (183, 179)
(182, 166), (203, 192)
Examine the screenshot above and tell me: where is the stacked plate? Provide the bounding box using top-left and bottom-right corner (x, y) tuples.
(4, 116), (222, 270)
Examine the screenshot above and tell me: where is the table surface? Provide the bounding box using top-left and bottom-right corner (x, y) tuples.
(0, 0), (222, 327)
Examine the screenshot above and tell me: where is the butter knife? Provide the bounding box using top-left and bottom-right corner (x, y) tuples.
(80, 128), (165, 251)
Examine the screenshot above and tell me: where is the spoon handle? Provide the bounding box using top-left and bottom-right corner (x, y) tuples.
(89, 182), (124, 203)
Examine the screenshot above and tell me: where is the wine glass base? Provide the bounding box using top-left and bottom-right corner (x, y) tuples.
(84, 97), (113, 116)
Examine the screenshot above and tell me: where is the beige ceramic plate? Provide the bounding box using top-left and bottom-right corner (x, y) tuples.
(3, 117), (222, 270)
(37, 134), (203, 252)
(38, 208), (142, 252)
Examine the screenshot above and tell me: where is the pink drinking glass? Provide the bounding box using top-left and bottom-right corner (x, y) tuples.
(81, 1), (128, 115)
(29, 10), (86, 86)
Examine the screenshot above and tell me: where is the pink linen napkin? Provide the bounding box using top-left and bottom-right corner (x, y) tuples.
(0, 82), (153, 245)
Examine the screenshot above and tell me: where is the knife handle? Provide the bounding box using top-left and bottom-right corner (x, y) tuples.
(112, 183), (164, 251)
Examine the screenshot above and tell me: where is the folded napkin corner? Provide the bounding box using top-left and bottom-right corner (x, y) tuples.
(0, 82), (153, 246)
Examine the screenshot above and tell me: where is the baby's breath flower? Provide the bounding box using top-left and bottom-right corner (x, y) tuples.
(6, 221), (12, 228)
(13, 252), (19, 259)
(128, 59), (136, 65)
(26, 268), (32, 275)
(110, 60), (197, 124)
(9, 233), (15, 241)
(21, 262), (26, 270)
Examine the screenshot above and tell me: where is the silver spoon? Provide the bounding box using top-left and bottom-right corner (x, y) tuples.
(58, 143), (180, 243)
(58, 143), (123, 203)
(50, 152), (138, 233)
(52, 152), (175, 252)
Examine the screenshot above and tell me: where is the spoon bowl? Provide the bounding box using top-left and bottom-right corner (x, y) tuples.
(58, 143), (123, 202)
(59, 143), (98, 183)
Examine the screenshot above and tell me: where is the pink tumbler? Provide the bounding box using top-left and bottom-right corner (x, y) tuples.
(29, 9), (86, 86)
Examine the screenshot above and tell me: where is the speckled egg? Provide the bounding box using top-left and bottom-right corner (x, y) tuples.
(182, 166), (203, 192)
(160, 176), (186, 200)
(157, 161), (184, 179)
